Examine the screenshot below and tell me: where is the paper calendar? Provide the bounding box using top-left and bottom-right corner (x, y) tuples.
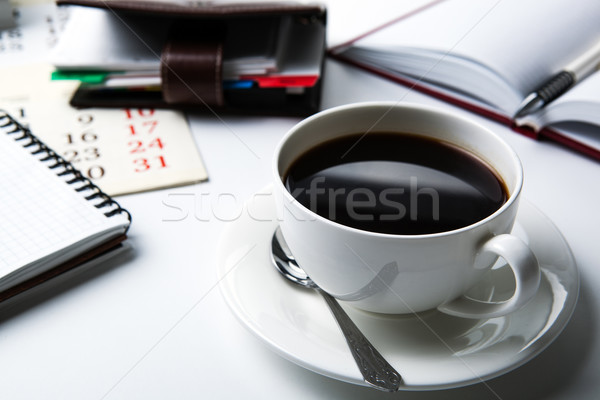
(0, 64), (208, 196)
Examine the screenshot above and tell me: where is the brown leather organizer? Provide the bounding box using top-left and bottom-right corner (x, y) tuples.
(55, 0), (327, 116)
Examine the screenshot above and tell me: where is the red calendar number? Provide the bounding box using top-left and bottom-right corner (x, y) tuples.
(123, 109), (169, 173)
(123, 108), (155, 119)
(133, 156), (168, 172)
(128, 120), (159, 135)
(128, 137), (165, 153)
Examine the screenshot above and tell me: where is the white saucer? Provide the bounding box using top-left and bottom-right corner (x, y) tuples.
(217, 186), (579, 390)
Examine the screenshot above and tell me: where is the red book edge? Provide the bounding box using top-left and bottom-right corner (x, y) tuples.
(239, 75), (320, 88)
(327, 1), (600, 162)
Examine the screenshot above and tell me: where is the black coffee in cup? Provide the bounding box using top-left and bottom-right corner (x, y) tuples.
(284, 132), (508, 235)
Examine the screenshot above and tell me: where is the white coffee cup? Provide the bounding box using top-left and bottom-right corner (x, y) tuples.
(272, 102), (540, 318)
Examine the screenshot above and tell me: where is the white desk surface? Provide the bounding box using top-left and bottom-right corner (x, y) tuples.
(1, 2), (599, 399)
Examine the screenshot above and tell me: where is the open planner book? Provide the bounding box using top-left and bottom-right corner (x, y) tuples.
(0, 111), (131, 303)
(51, 5), (323, 87)
(330, 0), (600, 160)
(49, 0), (326, 115)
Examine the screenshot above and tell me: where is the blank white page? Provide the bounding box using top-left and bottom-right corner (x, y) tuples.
(354, 0), (600, 102)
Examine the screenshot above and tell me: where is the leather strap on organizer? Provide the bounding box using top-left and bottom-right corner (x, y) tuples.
(160, 22), (225, 107)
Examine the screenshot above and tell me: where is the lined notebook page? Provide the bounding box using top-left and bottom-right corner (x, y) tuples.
(0, 126), (128, 283)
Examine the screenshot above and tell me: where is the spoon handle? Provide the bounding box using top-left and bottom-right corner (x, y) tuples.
(318, 290), (402, 392)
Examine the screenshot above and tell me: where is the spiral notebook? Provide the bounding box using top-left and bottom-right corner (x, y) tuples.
(0, 110), (131, 303)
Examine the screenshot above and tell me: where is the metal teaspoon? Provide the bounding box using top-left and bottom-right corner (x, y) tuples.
(270, 227), (402, 392)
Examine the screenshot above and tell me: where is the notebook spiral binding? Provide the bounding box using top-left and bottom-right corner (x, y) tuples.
(0, 110), (131, 231)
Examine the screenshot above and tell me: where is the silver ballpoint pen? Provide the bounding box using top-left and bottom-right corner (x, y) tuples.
(514, 40), (600, 119)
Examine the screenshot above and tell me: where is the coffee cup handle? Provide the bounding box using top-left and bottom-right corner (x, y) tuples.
(437, 234), (540, 319)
